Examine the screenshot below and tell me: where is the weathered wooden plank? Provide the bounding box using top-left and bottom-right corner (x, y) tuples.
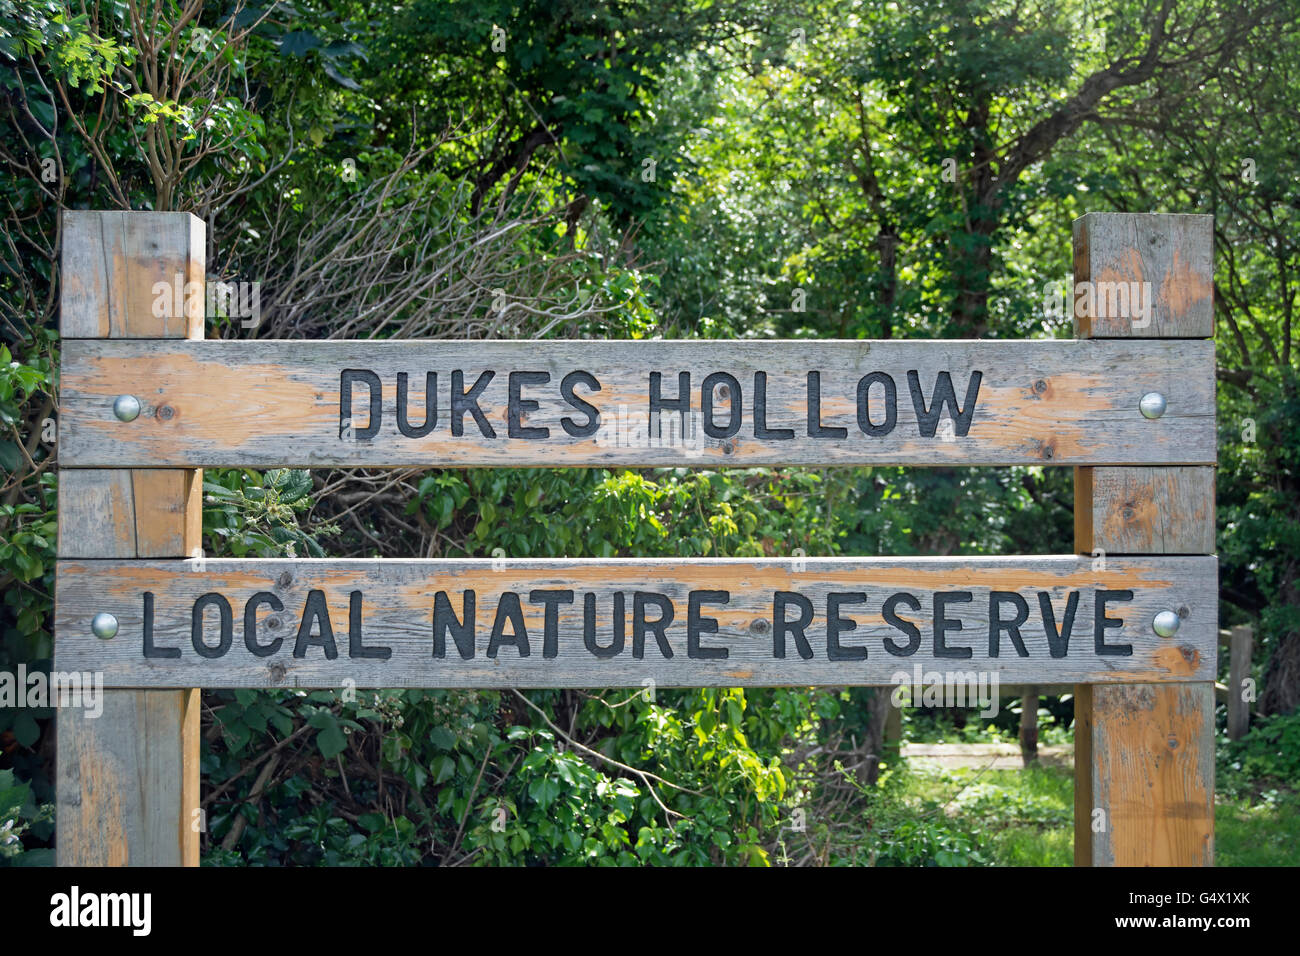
(1227, 624), (1253, 741)
(54, 556), (1217, 688)
(1072, 213), (1214, 338)
(59, 338), (1216, 467)
(56, 210), (202, 869)
(1074, 466), (1216, 555)
(1072, 209), (1216, 869)
(60, 211), (205, 339)
(58, 469), (202, 558)
(1073, 683), (1215, 866)
(56, 687), (200, 866)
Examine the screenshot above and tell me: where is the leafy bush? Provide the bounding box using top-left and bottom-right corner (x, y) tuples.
(0, 768), (53, 866)
(1218, 712), (1300, 799)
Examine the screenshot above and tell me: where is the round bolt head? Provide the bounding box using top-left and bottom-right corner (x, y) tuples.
(1138, 392), (1167, 420)
(113, 394), (141, 422)
(91, 612), (119, 640)
(1152, 610), (1181, 638)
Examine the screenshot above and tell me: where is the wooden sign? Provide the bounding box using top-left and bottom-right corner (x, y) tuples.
(58, 339), (1215, 467)
(54, 209), (1221, 869)
(55, 556), (1217, 688)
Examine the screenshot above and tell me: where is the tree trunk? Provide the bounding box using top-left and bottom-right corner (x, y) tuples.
(1260, 568), (1300, 716)
(1019, 687), (1039, 766)
(858, 687), (893, 786)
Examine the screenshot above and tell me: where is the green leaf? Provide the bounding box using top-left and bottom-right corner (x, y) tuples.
(528, 776), (561, 808)
(430, 754), (456, 784)
(315, 719), (347, 759)
(13, 710), (40, 747)
(279, 31), (320, 57)
(323, 62), (361, 91)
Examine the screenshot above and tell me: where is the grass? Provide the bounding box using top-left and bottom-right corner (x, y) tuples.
(1214, 792), (1300, 866)
(874, 762), (1074, 866)
(879, 707), (1300, 867)
(887, 761), (1300, 867)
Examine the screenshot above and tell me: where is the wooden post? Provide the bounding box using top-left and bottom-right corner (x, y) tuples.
(1072, 212), (1216, 866)
(1019, 687), (1039, 766)
(1228, 624), (1253, 741)
(56, 211), (204, 866)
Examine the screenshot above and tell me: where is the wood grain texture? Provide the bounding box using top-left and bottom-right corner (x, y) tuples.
(1071, 210), (1216, 868)
(59, 339), (1216, 467)
(56, 210), (202, 868)
(1073, 683), (1215, 866)
(54, 556), (1217, 688)
(58, 469), (202, 558)
(1074, 467), (1215, 555)
(59, 211), (205, 339)
(1072, 213), (1214, 338)
(56, 688), (199, 866)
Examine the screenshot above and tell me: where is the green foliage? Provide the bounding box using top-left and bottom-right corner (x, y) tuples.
(1218, 712), (1300, 799)
(203, 469), (338, 558)
(2, 0), (1298, 868)
(0, 344), (56, 853)
(203, 682), (807, 866)
(0, 768), (53, 866)
(866, 765), (1072, 867)
(370, 0), (730, 226)
(1215, 713), (1300, 866)
(1218, 371), (1300, 661)
(1214, 792), (1300, 867)
(412, 465), (833, 560)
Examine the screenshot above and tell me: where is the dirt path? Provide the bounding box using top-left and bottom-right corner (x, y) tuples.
(902, 742), (1073, 770)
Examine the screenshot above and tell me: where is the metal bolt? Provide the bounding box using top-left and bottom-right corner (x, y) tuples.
(1139, 392), (1167, 420)
(1152, 610), (1181, 638)
(91, 612), (119, 639)
(112, 395), (141, 422)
